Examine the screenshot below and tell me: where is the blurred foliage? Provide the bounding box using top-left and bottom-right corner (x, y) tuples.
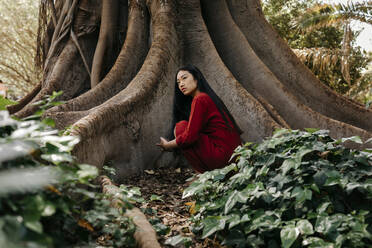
(262, 0), (371, 105)
(0, 96), (16, 110)
(0, 93), (138, 247)
(0, 0), (41, 99)
(184, 129), (372, 247)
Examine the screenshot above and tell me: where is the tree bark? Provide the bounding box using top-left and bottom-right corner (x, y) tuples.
(11, 0), (372, 179)
(226, 0), (372, 132)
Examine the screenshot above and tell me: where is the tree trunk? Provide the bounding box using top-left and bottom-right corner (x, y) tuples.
(9, 0), (372, 180)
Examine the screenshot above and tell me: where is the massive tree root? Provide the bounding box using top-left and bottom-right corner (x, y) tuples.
(10, 0), (372, 179)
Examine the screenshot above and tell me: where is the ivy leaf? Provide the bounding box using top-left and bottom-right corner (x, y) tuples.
(24, 220), (43, 234)
(149, 194), (163, 202)
(164, 235), (192, 247)
(324, 170), (341, 186)
(225, 190), (239, 214)
(281, 159), (297, 175)
(77, 164), (98, 181)
(41, 202), (56, 217)
(317, 202), (331, 214)
(227, 214), (241, 229)
(152, 222), (170, 235)
(341, 136), (363, 144)
(280, 226), (300, 248)
(304, 128), (320, 133)
(41, 153), (74, 165)
(291, 187), (312, 204)
(296, 219), (314, 235)
(222, 229), (246, 248)
(182, 181), (211, 198)
(201, 216), (227, 238)
(302, 237), (334, 247)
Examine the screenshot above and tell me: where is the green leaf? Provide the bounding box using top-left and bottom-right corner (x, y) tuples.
(24, 220), (43, 234)
(315, 214), (343, 236)
(296, 220), (314, 235)
(304, 128), (320, 133)
(41, 153), (74, 164)
(273, 128), (291, 138)
(201, 216), (227, 238)
(0, 140), (36, 163)
(317, 202), (331, 214)
(323, 170), (341, 187)
(149, 194), (163, 202)
(281, 159), (297, 175)
(77, 164), (98, 181)
(296, 147), (315, 162)
(225, 190), (239, 214)
(280, 226), (300, 248)
(41, 202), (56, 217)
(302, 237), (334, 247)
(182, 180), (211, 198)
(291, 187), (312, 204)
(223, 229), (246, 248)
(41, 118), (55, 127)
(341, 136), (363, 144)
(164, 235), (192, 247)
(310, 183), (320, 193)
(152, 222), (170, 235)
(227, 214), (241, 229)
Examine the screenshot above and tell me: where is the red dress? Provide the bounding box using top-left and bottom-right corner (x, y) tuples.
(175, 92), (241, 173)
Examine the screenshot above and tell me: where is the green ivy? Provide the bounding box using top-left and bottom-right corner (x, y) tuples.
(184, 129), (372, 248)
(0, 94), (137, 247)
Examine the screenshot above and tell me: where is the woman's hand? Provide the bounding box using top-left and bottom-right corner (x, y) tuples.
(156, 137), (178, 151)
(157, 137), (171, 151)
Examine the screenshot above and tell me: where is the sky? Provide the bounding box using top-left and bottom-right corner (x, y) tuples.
(325, 0), (372, 52)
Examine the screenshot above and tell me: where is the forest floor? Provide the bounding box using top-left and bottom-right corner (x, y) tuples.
(121, 166), (225, 248)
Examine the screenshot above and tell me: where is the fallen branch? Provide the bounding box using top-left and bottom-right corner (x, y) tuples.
(100, 176), (161, 248)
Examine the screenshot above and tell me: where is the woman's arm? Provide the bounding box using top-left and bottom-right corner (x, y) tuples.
(156, 137), (178, 151)
(176, 95), (209, 147)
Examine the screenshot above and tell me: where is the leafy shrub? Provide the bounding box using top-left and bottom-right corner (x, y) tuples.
(184, 129), (372, 248)
(0, 109), (136, 247)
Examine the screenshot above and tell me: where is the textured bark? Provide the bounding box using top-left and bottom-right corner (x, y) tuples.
(90, 0), (120, 88)
(201, 0), (370, 142)
(11, 0), (372, 179)
(226, 0), (372, 132)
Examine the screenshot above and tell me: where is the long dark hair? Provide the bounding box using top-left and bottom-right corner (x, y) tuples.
(170, 64), (242, 139)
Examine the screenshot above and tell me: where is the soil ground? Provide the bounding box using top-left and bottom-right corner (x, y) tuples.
(121, 166), (225, 248)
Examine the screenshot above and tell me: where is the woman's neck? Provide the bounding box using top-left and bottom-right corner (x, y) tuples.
(191, 89), (201, 98)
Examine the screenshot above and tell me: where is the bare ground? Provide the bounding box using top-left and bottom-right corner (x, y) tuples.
(121, 166), (225, 248)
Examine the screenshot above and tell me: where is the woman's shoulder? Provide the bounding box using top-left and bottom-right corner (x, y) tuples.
(194, 92), (212, 102)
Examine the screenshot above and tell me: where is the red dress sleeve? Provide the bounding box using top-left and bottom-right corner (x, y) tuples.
(176, 95), (209, 148)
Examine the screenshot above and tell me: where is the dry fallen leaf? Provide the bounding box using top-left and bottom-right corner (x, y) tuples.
(185, 201), (196, 214)
(144, 169), (155, 175)
(45, 185), (62, 195)
(318, 151), (330, 159)
(78, 219), (94, 232)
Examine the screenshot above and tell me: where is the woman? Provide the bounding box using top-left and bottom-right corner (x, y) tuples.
(157, 65), (242, 173)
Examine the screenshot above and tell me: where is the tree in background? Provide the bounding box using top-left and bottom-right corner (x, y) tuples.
(262, 0), (371, 103)
(0, 0), (41, 99)
(6, 0), (372, 179)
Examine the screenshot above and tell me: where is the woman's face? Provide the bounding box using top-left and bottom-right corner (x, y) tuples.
(176, 70), (199, 97)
